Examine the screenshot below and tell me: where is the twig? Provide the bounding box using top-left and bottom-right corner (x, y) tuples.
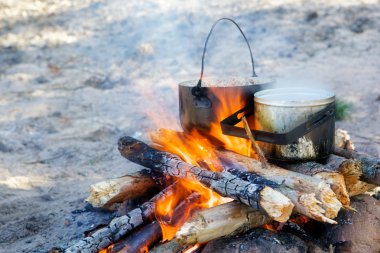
(242, 116), (268, 168)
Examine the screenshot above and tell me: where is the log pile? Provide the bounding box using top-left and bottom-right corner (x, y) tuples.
(64, 129), (379, 253)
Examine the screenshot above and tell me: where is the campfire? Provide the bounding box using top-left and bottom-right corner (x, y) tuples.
(62, 19), (379, 253)
(62, 111), (379, 253)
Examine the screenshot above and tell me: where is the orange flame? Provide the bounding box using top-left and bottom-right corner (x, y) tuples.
(147, 83), (257, 241)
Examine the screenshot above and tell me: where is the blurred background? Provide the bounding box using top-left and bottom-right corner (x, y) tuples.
(0, 0), (379, 252)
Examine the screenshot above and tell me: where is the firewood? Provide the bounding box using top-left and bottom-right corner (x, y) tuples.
(86, 173), (158, 208)
(225, 165), (336, 223)
(65, 183), (178, 253)
(175, 201), (271, 245)
(105, 221), (162, 253)
(278, 156), (351, 208)
(282, 155), (376, 197)
(118, 136), (294, 223)
(217, 150), (342, 219)
(334, 147), (380, 186)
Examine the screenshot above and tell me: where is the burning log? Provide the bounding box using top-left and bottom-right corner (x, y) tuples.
(149, 129), (339, 222)
(65, 183), (178, 253)
(86, 173), (159, 208)
(118, 136), (294, 222)
(217, 150), (342, 219)
(334, 147), (380, 186)
(175, 201), (271, 245)
(105, 221), (162, 253)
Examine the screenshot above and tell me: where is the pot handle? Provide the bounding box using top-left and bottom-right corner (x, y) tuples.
(193, 18), (257, 97)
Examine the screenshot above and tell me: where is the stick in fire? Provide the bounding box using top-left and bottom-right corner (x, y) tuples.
(118, 136), (294, 223)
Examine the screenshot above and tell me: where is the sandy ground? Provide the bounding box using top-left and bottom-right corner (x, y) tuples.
(0, 0), (379, 252)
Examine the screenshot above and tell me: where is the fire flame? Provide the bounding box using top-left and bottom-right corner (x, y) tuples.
(147, 83), (256, 242)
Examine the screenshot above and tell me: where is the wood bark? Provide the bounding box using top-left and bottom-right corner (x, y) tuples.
(86, 173), (159, 208)
(65, 183), (177, 253)
(217, 150), (342, 219)
(175, 201), (271, 245)
(118, 136), (294, 223)
(334, 147), (380, 186)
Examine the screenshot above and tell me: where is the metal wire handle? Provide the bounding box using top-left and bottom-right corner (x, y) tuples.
(193, 18), (257, 96)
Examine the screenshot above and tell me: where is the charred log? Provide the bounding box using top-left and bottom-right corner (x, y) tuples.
(118, 136), (294, 222)
(65, 183), (178, 253)
(106, 221), (162, 253)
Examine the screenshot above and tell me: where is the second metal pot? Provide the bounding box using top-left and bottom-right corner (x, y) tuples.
(253, 88), (336, 161)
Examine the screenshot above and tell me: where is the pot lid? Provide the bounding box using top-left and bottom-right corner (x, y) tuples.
(254, 88), (335, 107)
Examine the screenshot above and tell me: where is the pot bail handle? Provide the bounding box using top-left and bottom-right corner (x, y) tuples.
(193, 18), (257, 97)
